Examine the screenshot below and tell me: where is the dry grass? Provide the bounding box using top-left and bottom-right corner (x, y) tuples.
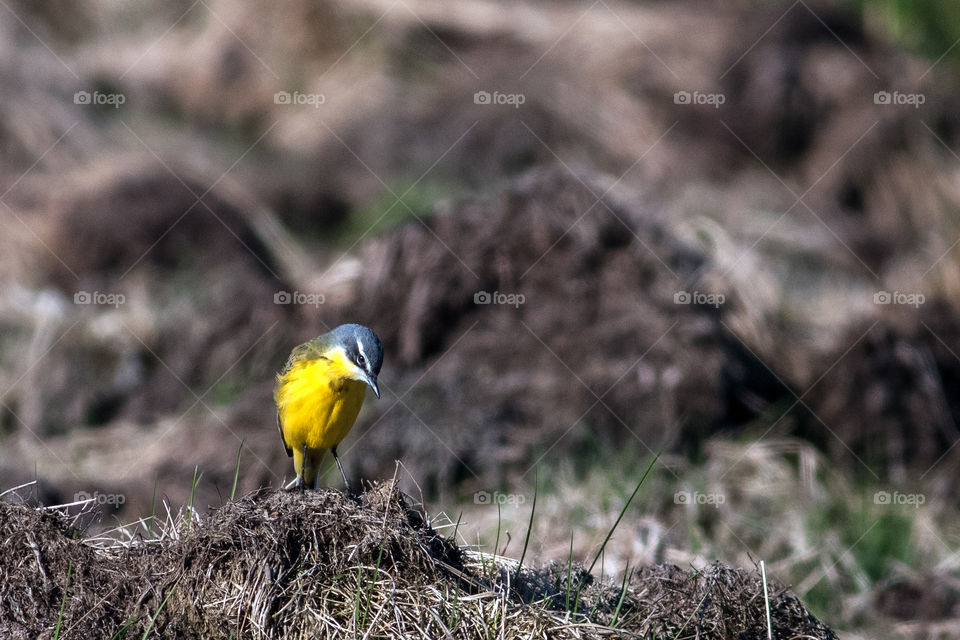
(449, 437), (960, 639)
(0, 479), (836, 639)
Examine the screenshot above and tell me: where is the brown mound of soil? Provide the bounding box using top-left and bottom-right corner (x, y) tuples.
(713, 4), (960, 274)
(0, 483), (836, 639)
(5, 164), (796, 519)
(338, 167), (790, 487)
(875, 570), (960, 621)
(627, 563), (836, 640)
(799, 300), (960, 484)
(4, 157), (299, 434)
(43, 157), (278, 285)
(0, 502), (137, 637)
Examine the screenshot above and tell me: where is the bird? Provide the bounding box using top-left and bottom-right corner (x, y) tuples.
(274, 324), (383, 492)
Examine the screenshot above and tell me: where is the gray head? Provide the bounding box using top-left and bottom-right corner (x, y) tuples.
(328, 323), (383, 398)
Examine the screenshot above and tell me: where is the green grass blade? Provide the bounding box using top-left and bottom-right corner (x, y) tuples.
(493, 502), (502, 558)
(361, 541), (386, 631)
(586, 453), (658, 576)
(141, 576), (181, 639)
(448, 583), (459, 629)
(353, 563), (365, 636)
(187, 466), (202, 531)
(148, 479), (158, 538)
(672, 590), (709, 640)
(53, 561), (73, 640)
(610, 560), (631, 627)
(452, 511), (463, 546)
(110, 615), (137, 639)
(230, 440), (243, 501)
(514, 477), (538, 587)
(565, 533), (574, 612)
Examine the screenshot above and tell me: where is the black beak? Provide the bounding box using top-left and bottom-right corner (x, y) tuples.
(365, 374), (380, 399)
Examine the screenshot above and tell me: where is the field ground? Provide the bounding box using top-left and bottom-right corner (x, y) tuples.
(0, 479), (838, 639)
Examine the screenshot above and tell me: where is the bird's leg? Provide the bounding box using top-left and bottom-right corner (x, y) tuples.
(299, 444), (307, 495)
(331, 445), (353, 494)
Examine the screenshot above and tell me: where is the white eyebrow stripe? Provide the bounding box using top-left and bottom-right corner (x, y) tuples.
(356, 336), (367, 367)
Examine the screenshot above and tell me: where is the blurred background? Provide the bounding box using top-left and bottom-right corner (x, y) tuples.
(1, 0), (959, 636)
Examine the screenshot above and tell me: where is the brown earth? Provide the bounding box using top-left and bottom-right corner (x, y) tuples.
(0, 482), (837, 639)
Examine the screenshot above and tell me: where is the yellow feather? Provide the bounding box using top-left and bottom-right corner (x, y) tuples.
(275, 348), (369, 486)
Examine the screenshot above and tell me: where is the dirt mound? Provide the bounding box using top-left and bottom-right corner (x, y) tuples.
(0, 502), (136, 637)
(627, 563), (835, 640)
(0, 482), (836, 639)
(0, 157), (299, 435)
(337, 167), (790, 487)
(43, 157), (278, 285)
(710, 3), (960, 274)
(799, 300), (960, 484)
(4, 164), (794, 518)
(875, 569), (960, 622)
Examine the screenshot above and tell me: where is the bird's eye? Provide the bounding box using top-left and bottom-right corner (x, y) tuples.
(356, 354), (365, 366)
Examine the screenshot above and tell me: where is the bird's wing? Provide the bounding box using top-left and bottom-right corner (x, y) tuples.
(278, 338), (334, 376)
(275, 335), (330, 459)
(277, 411), (292, 457)
(279, 341), (313, 376)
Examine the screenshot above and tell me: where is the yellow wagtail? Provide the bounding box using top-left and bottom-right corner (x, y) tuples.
(274, 324), (383, 491)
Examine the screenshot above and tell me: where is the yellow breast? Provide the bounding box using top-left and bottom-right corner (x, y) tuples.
(275, 355), (368, 452)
